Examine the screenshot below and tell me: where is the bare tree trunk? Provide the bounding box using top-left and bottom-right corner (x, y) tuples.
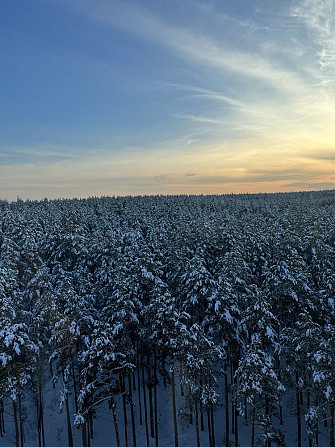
(120, 374), (129, 447)
(234, 402), (238, 447)
(324, 409), (328, 427)
(141, 354), (150, 447)
(154, 353), (158, 447)
(233, 362), (238, 447)
(81, 421), (87, 447)
(330, 402), (335, 447)
(189, 386), (193, 425)
(62, 370), (74, 447)
(37, 393), (41, 447)
(133, 371), (136, 392)
(137, 354), (143, 426)
(231, 363), (235, 436)
(207, 407), (212, 447)
(0, 400), (2, 438)
(128, 373), (137, 447)
(162, 354), (167, 387)
(110, 398), (121, 447)
(251, 408), (255, 447)
(211, 404), (215, 447)
(244, 396), (248, 425)
(296, 375), (301, 447)
(49, 361), (55, 389)
(265, 394), (271, 447)
(65, 392), (74, 447)
(279, 402), (283, 426)
(171, 364), (179, 447)
(72, 362), (79, 414)
(0, 398), (4, 436)
(200, 379), (204, 432)
(13, 400), (20, 447)
(180, 363), (184, 397)
(147, 356), (155, 439)
(89, 411), (94, 439)
(18, 395), (24, 447)
(224, 360), (229, 446)
(195, 395), (200, 447)
(87, 420), (91, 447)
(38, 372), (46, 447)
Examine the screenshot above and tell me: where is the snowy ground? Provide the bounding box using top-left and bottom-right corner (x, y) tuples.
(1, 374), (329, 447)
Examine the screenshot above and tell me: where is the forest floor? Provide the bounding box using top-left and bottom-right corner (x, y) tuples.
(1, 374), (329, 447)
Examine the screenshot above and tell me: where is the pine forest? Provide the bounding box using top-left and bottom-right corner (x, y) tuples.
(1, 191), (335, 447)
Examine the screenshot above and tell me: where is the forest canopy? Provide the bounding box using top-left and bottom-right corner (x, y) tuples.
(1, 191), (335, 447)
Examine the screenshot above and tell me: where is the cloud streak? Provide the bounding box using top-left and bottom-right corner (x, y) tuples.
(72, 0), (308, 95)
(291, 0), (335, 75)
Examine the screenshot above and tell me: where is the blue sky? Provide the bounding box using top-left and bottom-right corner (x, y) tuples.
(1, 0), (335, 200)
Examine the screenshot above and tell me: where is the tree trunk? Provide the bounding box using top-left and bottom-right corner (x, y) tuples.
(38, 374), (46, 447)
(120, 374), (129, 447)
(13, 400), (20, 447)
(38, 377), (45, 447)
(49, 361), (55, 389)
(207, 407), (212, 447)
(265, 394), (271, 447)
(189, 386), (193, 425)
(62, 370), (74, 447)
(224, 361), (229, 446)
(137, 354), (143, 426)
(154, 353), (158, 447)
(211, 404), (215, 447)
(279, 402), (283, 426)
(65, 392), (74, 447)
(244, 396), (248, 425)
(330, 401), (335, 447)
(141, 354), (150, 447)
(18, 395), (24, 447)
(296, 377), (301, 447)
(200, 379), (204, 432)
(72, 362), (79, 414)
(251, 408), (255, 447)
(324, 409), (328, 427)
(195, 396), (201, 447)
(110, 398), (121, 447)
(171, 364), (179, 447)
(81, 421), (87, 447)
(234, 402), (238, 447)
(0, 398), (4, 436)
(128, 373), (137, 447)
(37, 392), (41, 447)
(133, 371), (136, 392)
(231, 363), (235, 436)
(147, 356), (155, 439)
(162, 355), (167, 388)
(233, 362), (238, 447)
(87, 420), (91, 447)
(89, 411), (94, 439)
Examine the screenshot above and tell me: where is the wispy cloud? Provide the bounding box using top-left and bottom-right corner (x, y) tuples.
(172, 114), (221, 125)
(72, 0), (307, 95)
(70, 0), (335, 143)
(291, 0), (335, 76)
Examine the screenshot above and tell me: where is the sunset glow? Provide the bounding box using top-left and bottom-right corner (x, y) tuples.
(1, 0), (335, 199)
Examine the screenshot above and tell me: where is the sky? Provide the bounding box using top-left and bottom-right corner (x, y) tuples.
(1, 0), (335, 200)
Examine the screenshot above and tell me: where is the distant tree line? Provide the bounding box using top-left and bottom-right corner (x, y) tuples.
(1, 191), (335, 447)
